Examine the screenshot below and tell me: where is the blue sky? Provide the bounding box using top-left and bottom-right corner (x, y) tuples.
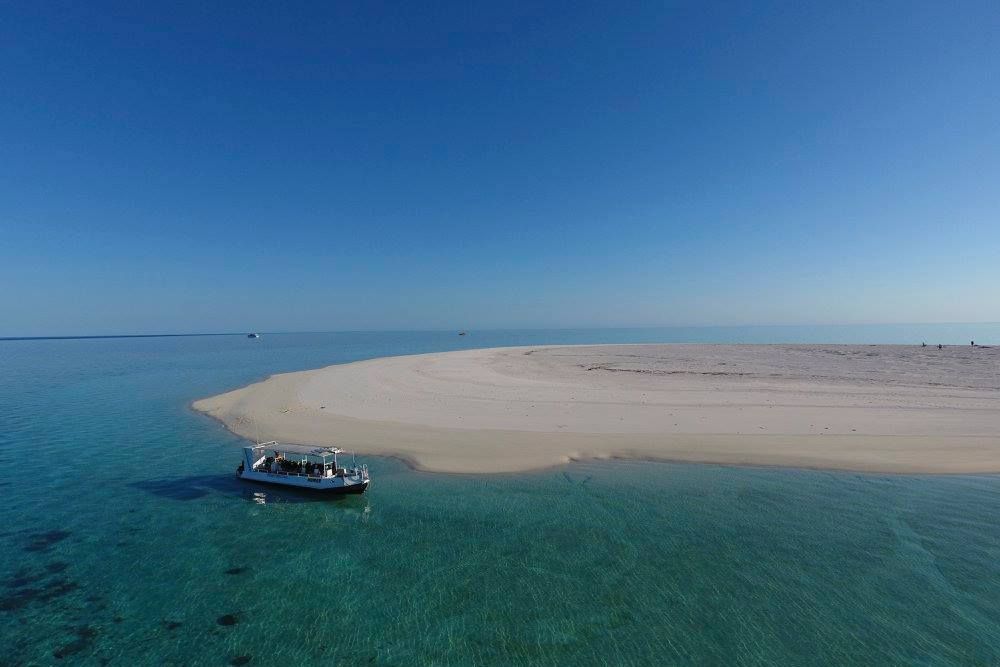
(2, 1), (998, 335)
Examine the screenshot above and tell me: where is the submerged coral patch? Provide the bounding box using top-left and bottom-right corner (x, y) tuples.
(24, 530), (72, 552)
(0, 576), (78, 611)
(53, 625), (98, 660)
(6, 569), (42, 588)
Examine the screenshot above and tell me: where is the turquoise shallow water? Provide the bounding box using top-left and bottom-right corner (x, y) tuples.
(1, 329), (999, 665)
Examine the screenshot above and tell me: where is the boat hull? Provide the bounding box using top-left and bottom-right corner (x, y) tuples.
(237, 470), (369, 494)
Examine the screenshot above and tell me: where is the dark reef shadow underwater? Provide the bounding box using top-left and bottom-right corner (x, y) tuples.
(134, 473), (369, 505)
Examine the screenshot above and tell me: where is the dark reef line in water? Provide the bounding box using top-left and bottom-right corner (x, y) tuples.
(1, 527), (264, 664)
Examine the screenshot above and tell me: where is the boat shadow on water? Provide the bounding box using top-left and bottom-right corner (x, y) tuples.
(132, 474), (365, 504)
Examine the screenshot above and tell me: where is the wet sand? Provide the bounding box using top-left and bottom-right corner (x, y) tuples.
(193, 344), (1000, 474)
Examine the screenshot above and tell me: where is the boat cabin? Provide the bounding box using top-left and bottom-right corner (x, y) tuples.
(241, 442), (351, 478)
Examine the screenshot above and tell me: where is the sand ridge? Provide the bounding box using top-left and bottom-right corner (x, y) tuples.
(192, 344), (1000, 474)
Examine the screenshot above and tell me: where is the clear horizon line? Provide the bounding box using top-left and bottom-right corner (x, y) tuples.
(3, 321), (999, 342)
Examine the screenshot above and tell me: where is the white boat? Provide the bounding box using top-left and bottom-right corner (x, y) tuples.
(237, 442), (370, 494)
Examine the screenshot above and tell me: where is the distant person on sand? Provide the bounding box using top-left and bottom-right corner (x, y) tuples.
(938, 344), (943, 349)
(971, 340), (975, 346)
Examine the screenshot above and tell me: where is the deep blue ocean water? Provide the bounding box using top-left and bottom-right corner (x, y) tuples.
(1, 327), (999, 665)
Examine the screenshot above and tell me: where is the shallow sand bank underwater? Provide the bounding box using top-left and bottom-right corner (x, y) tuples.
(193, 344), (1000, 474)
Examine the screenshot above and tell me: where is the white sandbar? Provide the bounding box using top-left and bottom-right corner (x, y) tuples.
(193, 344), (1000, 474)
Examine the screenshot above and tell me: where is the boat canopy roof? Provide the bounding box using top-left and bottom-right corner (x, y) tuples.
(248, 442), (344, 458)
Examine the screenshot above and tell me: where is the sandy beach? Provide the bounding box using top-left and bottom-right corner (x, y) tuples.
(193, 344), (1000, 474)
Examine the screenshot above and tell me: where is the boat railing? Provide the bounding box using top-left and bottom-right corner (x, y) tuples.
(254, 466), (366, 479)
(258, 469), (326, 478)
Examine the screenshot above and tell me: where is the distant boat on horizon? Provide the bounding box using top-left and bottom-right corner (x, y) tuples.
(247, 333), (260, 339)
